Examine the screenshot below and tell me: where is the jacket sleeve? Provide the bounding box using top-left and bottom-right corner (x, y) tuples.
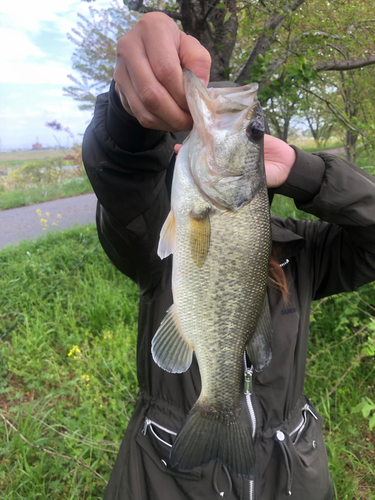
(274, 147), (375, 300)
(82, 82), (176, 298)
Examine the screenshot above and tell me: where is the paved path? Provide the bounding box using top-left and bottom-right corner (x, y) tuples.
(0, 193), (97, 249)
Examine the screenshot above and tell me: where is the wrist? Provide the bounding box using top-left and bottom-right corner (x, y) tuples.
(273, 146), (326, 203)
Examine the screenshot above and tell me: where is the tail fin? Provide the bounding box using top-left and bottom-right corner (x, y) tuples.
(169, 398), (255, 477)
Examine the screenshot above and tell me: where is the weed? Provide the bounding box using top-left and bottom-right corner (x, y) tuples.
(0, 225), (138, 497)
(0, 219), (374, 498)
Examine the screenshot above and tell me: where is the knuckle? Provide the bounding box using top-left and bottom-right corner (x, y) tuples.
(189, 38), (211, 64)
(137, 112), (156, 130)
(174, 113), (190, 132)
(154, 57), (178, 85)
(138, 85), (162, 111)
(116, 33), (131, 61)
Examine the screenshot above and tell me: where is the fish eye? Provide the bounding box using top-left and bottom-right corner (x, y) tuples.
(246, 121), (264, 142)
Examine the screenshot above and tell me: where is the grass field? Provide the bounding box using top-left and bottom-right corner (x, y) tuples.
(0, 149), (74, 164)
(291, 137), (344, 152)
(1, 221), (374, 499)
(0, 177), (93, 211)
(0, 149), (93, 211)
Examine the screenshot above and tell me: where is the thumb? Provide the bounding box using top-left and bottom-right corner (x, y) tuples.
(179, 32), (211, 87)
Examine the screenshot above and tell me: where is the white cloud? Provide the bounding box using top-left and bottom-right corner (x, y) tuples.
(0, 0), (110, 32)
(0, 0), (116, 148)
(0, 0), (113, 84)
(1, 60), (72, 85)
(44, 88), (66, 97)
(0, 29), (45, 59)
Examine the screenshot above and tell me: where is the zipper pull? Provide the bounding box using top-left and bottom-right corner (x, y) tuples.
(306, 405), (318, 420)
(142, 417), (151, 435)
(244, 366), (253, 394)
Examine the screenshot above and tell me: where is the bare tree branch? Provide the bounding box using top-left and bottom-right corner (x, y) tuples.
(298, 84), (370, 141)
(241, 0), (271, 15)
(301, 30), (342, 40)
(128, 4), (183, 20)
(326, 43), (347, 59)
(316, 55), (375, 71)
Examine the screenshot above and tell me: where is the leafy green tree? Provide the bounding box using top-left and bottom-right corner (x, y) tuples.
(67, 0), (375, 152)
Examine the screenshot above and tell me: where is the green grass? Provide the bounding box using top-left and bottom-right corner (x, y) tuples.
(0, 226), (139, 498)
(1, 221), (374, 498)
(0, 177), (93, 211)
(306, 291), (375, 499)
(292, 138), (345, 153)
(0, 149), (74, 164)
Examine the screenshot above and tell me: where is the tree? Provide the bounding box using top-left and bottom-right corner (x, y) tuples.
(64, 2), (139, 109)
(300, 92), (338, 148)
(68, 0), (375, 154)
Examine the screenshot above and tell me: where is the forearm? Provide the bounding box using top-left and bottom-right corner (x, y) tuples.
(274, 148), (375, 297)
(82, 82), (176, 295)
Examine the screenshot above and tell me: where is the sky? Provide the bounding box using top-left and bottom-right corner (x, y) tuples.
(0, 0), (113, 150)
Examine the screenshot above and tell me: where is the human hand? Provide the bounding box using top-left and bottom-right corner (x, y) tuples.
(115, 12), (211, 132)
(264, 134), (295, 188)
(174, 135), (296, 188)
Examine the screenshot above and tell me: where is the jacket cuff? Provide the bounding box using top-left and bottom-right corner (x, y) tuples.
(106, 80), (166, 153)
(273, 146), (326, 203)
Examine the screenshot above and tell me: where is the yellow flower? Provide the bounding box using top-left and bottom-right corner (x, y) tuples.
(46, 212), (50, 217)
(36, 209), (42, 215)
(68, 345), (81, 358)
(57, 214), (62, 218)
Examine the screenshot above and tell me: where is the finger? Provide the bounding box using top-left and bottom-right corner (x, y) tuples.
(116, 14), (192, 130)
(174, 144), (182, 154)
(115, 62), (188, 132)
(142, 18), (188, 113)
(114, 82), (134, 117)
(179, 32), (211, 87)
(145, 29), (211, 115)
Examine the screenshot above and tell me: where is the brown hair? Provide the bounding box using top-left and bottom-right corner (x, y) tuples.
(268, 243), (289, 300)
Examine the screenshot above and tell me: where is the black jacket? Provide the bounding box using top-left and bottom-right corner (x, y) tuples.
(83, 82), (375, 500)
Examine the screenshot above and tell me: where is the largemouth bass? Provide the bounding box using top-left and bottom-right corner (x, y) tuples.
(152, 69), (272, 477)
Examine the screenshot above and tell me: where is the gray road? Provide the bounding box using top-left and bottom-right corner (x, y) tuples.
(0, 193), (97, 249)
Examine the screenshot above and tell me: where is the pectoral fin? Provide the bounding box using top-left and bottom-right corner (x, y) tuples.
(152, 305), (194, 373)
(190, 210), (210, 268)
(158, 211), (175, 259)
(246, 293), (272, 372)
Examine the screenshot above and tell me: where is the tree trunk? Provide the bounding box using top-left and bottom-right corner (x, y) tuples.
(345, 129), (358, 163)
(179, 0), (238, 81)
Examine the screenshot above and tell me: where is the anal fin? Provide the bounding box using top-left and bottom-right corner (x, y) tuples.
(152, 305), (194, 373)
(246, 292), (272, 372)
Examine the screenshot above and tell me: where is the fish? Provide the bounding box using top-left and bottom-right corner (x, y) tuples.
(151, 69), (272, 477)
